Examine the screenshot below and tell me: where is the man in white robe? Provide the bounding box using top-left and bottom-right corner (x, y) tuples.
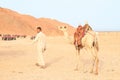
(33, 27), (46, 69)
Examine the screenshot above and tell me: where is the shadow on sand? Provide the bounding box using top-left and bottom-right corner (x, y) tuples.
(45, 56), (63, 67)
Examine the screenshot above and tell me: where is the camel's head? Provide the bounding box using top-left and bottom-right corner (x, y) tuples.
(76, 25), (83, 33)
(83, 24), (92, 32)
(58, 26), (67, 31)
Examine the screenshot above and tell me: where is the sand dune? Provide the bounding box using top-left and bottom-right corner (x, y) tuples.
(0, 7), (75, 36)
(0, 32), (120, 80)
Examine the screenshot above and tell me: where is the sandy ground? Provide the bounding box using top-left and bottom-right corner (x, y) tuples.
(0, 32), (120, 80)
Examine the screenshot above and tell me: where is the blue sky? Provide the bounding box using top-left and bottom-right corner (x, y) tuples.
(0, 0), (120, 31)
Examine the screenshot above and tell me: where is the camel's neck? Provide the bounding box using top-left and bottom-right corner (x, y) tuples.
(86, 30), (95, 37)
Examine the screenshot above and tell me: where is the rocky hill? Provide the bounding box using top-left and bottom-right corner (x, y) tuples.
(0, 7), (75, 36)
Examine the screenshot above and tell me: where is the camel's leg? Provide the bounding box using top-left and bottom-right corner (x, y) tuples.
(94, 48), (99, 75)
(90, 47), (96, 73)
(91, 47), (99, 75)
(94, 57), (99, 75)
(91, 56), (99, 75)
(74, 47), (80, 71)
(85, 47), (95, 73)
(90, 59), (95, 73)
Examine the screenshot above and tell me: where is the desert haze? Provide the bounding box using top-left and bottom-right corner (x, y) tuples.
(0, 7), (120, 80)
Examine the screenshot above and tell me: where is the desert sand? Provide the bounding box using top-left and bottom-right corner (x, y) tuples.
(0, 32), (120, 80)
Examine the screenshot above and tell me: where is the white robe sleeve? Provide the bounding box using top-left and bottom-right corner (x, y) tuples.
(32, 34), (39, 44)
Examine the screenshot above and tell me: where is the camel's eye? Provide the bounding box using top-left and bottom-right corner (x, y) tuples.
(64, 26), (66, 29)
(60, 27), (62, 29)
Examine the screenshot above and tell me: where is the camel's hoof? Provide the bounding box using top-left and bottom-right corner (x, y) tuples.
(35, 63), (40, 66)
(40, 66), (46, 69)
(90, 70), (93, 73)
(74, 68), (78, 71)
(94, 72), (98, 75)
(35, 63), (46, 69)
(83, 70), (88, 73)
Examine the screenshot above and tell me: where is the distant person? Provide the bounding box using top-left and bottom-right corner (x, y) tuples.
(32, 27), (46, 69)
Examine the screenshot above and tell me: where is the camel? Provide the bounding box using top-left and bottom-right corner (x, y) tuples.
(58, 26), (69, 39)
(74, 24), (99, 75)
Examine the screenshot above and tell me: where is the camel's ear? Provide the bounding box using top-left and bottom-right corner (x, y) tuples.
(87, 27), (89, 31)
(89, 25), (92, 30)
(85, 20), (88, 24)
